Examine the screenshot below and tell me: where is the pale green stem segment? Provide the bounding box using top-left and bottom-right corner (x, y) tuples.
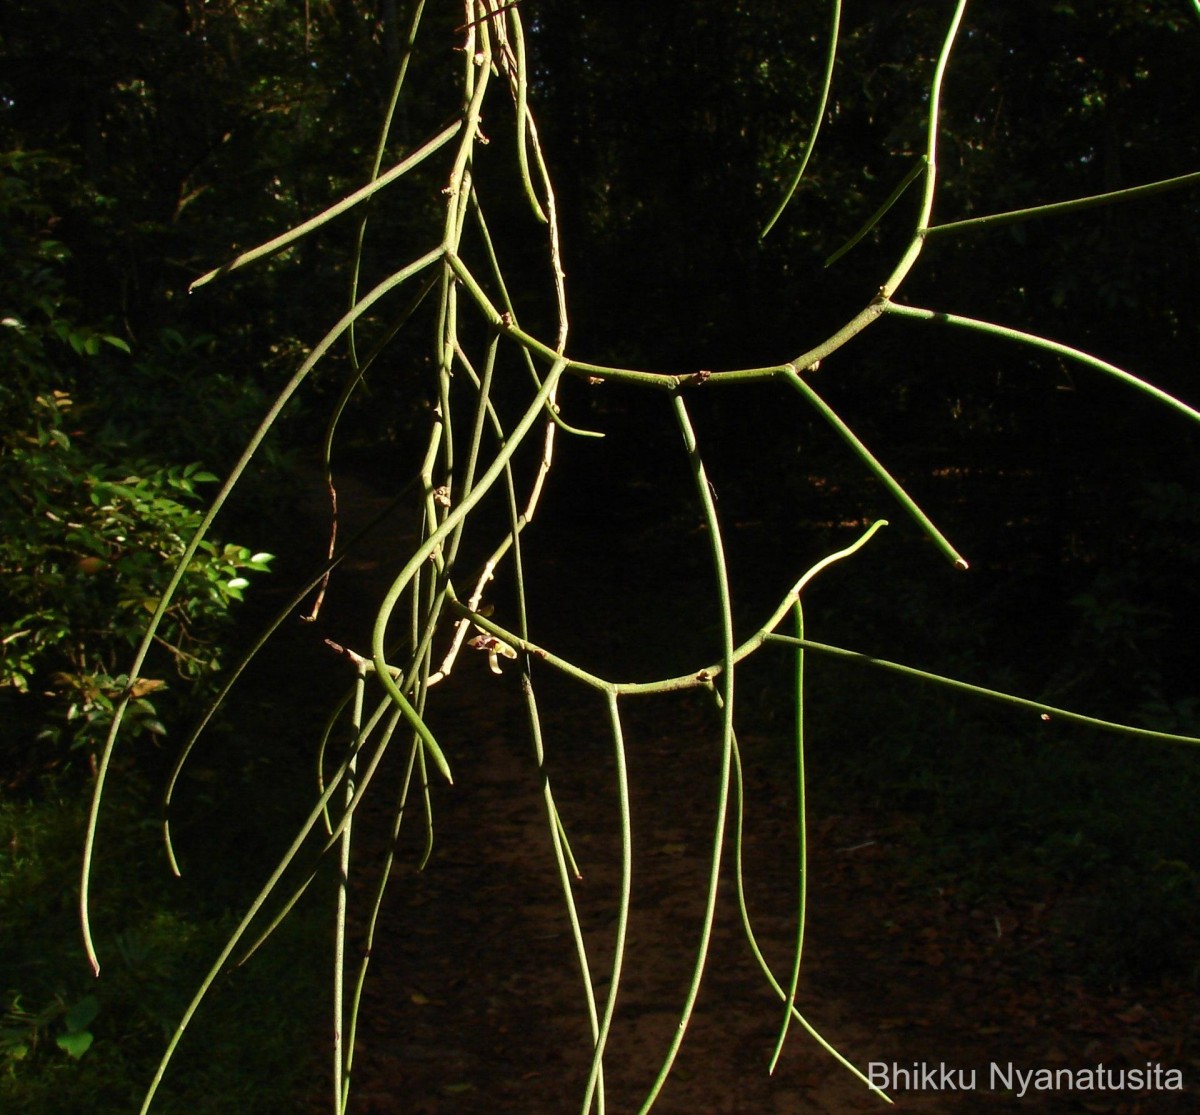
(81, 246), (443, 975)
(137, 706), (395, 1115)
(923, 170), (1200, 240)
(876, 0), (969, 302)
(236, 699), (405, 968)
(348, 0), (428, 367)
(450, 521), (890, 699)
(450, 228), (891, 389)
(341, 733), (423, 1115)
(430, 4), (970, 399)
(729, 736), (893, 1104)
(917, 0), (968, 233)
(783, 368), (968, 568)
(466, 192), (602, 437)
(160, 475), (422, 876)
(523, 675), (605, 1111)
(413, 596), (435, 874)
(884, 303), (1200, 427)
(508, 3), (548, 223)
(188, 123), (460, 291)
(825, 157), (928, 267)
(769, 601), (807, 1074)
(761, 0), (842, 239)
(369, 357), (569, 782)
(636, 394), (738, 1113)
(580, 692), (631, 1115)
(333, 663), (366, 1112)
(448, 246), (886, 391)
(763, 635), (1200, 749)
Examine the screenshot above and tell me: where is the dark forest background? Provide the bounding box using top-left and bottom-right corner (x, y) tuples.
(2, 2), (1199, 1111)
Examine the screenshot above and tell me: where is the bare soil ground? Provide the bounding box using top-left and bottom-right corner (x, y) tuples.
(284, 470), (1198, 1115)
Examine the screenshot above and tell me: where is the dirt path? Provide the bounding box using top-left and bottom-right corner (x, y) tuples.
(285, 469), (1198, 1114)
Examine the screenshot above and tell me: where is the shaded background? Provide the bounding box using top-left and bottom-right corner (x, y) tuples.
(2, 2), (1199, 1111)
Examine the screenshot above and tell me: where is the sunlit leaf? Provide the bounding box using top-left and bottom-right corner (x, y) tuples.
(56, 1030), (94, 1059)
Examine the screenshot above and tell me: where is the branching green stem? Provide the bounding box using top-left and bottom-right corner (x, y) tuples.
(885, 303), (1200, 426)
(137, 707), (395, 1115)
(369, 359), (569, 781)
(580, 692), (631, 1115)
(637, 395), (737, 1112)
(445, 520), (890, 698)
(83, 246), (442, 975)
(923, 170), (1200, 239)
(103, 5), (1200, 1113)
(763, 635), (1200, 748)
(729, 735), (893, 1103)
(768, 601), (806, 1073)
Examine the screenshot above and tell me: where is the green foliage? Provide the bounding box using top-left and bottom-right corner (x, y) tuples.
(0, 786), (324, 1114)
(0, 0), (444, 451)
(0, 151), (272, 765)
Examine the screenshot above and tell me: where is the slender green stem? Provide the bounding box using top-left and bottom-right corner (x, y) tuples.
(340, 732), (422, 1115)
(189, 123), (459, 290)
(369, 359), (569, 782)
(876, 0), (969, 301)
(161, 475), (421, 874)
(924, 170), (1200, 239)
(761, 0), (841, 239)
(580, 691), (630, 1115)
(445, 520), (889, 698)
(332, 664), (366, 1111)
(348, 0), (428, 368)
(885, 303), (1200, 426)
(435, 4), (968, 398)
(137, 711), (388, 1115)
(236, 697), (405, 967)
(83, 246), (442, 974)
(729, 734), (893, 1103)
(508, 4), (547, 223)
(522, 674), (603, 1109)
(784, 368), (967, 567)
(918, 0), (968, 233)
(825, 157), (927, 267)
(763, 635), (1200, 748)
(449, 246), (901, 390)
(768, 602), (806, 1073)
(637, 395), (738, 1112)
(466, 192), (601, 437)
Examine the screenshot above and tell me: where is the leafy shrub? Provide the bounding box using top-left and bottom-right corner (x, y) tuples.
(0, 150), (271, 768)
(0, 787), (324, 1114)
